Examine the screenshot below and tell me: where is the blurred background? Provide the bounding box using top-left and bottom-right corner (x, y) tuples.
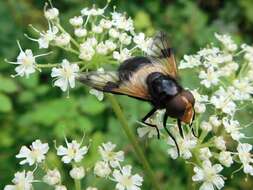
(0, 0), (253, 189)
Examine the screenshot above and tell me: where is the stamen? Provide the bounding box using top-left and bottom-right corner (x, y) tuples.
(16, 40), (23, 52)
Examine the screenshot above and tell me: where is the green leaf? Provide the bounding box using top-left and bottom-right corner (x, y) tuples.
(79, 96), (106, 115)
(0, 93), (12, 112)
(0, 76), (18, 93)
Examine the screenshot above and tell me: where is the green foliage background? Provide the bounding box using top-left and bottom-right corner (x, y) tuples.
(0, 0), (253, 189)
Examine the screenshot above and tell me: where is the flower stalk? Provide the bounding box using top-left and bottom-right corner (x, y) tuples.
(106, 94), (161, 190)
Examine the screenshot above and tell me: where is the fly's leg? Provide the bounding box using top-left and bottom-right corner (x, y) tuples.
(164, 114), (180, 157)
(141, 108), (160, 139)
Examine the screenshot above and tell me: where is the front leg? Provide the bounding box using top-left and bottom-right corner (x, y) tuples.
(141, 107), (160, 139)
(164, 114), (180, 157)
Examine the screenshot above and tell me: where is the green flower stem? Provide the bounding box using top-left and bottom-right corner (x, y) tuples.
(74, 179), (81, 190)
(106, 94), (161, 190)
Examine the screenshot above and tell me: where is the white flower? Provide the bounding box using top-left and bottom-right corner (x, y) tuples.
(133, 33), (152, 53)
(55, 185), (67, 190)
(7, 42), (43, 78)
(192, 160), (224, 190)
(86, 187), (98, 190)
(199, 148), (212, 161)
(179, 55), (202, 69)
(109, 28), (120, 38)
(44, 8), (59, 20)
(94, 161), (111, 177)
(96, 42), (108, 55)
(209, 115), (221, 128)
(191, 89), (208, 113)
(74, 28), (87, 37)
(81, 7), (104, 16)
(215, 33), (237, 51)
(112, 165), (143, 190)
(69, 16), (83, 27)
(241, 44), (253, 62)
(89, 89), (104, 101)
(119, 33), (132, 45)
(55, 33), (71, 46)
(199, 67), (219, 88)
(113, 48), (131, 62)
(210, 88), (236, 115)
(99, 142), (124, 168)
(219, 62), (238, 77)
(218, 151), (233, 167)
(79, 43), (95, 61)
(51, 59), (79, 92)
(43, 169), (61, 186)
(4, 171), (34, 190)
(237, 143), (253, 175)
(37, 25), (58, 49)
(16, 139), (49, 166)
(92, 25), (103, 33)
(57, 139), (88, 163)
(100, 19), (112, 29)
(223, 118), (245, 141)
(86, 37), (98, 47)
(111, 12), (134, 31)
(70, 166), (85, 179)
(232, 79), (253, 100)
(200, 121), (212, 132)
(214, 136), (226, 150)
(105, 40), (117, 51)
(167, 131), (197, 159)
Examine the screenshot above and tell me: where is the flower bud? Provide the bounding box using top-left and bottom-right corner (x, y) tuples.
(70, 166), (85, 180)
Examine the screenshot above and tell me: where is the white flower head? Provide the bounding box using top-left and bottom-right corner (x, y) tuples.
(69, 16), (83, 27)
(51, 59), (79, 92)
(98, 142), (124, 168)
(81, 6), (105, 16)
(70, 166), (85, 180)
(74, 28), (87, 38)
(191, 89), (208, 113)
(105, 40), (117, 51)
(92, 25), (103, 34)
(86, 187), (98, 190)
(237, 143), (253, 175)
(44, 7), (59, 20)
(111, 12), (134, 31)
(199, 67), (219, 88)
(55, 33), (71, 47)
(94, 161), (111, 177)
(167, 130), (197, 160)
(209, 115), (221, 128)
(179, 55), (202, 69)
(43, 168), (61, 186)
(89, 89), (104, 101)
(200, 121), (212, 132)
(223, 118), (245, 141)
(133, 32), (153, 53)
(79, 43), (95, 61)
(192, 160), (224, 190)
(112, 165), (143, 190)
(199, 147), (212, 161)
(57, 139), (88, 164)
(214, 136), (226, 150)
(218, 151), (233, 167)
(55, 185), (67, 190)
(6, 42), (45, 78)
(215, 33), (237, 51)
(210, 87), (236, 115)
(16, 139), (49, 166)
(241, 43), (253, 62)
(119, 33), (132, 45)
(96, 42), (108, 55)
(109, 28), (120, 38)
(100, 19), (112, 29)
(113, 48), (131, 62)
(4, 171), (34, 190)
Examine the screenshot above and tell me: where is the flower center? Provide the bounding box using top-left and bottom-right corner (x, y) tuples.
(121, 176), (133, 187)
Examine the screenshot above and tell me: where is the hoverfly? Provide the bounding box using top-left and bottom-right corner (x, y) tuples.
(78, 32), (195, 155)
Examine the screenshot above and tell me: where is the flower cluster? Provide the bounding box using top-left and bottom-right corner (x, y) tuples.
(6, 1), (151, 96)
(136, 33), (253, 190)
(4, 138), (142, 190)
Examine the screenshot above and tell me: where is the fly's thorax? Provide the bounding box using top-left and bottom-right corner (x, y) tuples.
(146, 72), (181, 106)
